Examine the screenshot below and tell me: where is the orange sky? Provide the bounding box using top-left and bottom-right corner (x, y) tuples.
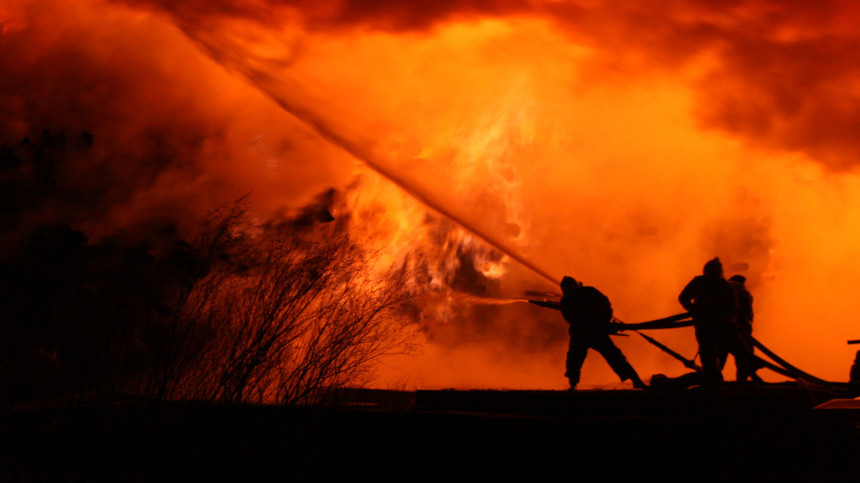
(4, 0), (860, 389)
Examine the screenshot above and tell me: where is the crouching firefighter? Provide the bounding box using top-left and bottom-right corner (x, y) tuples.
(532, 276), (647, 390)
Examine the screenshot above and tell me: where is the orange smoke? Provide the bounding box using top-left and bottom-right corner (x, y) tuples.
(5, 0), (860, 389)
(0, 0), (356, 242)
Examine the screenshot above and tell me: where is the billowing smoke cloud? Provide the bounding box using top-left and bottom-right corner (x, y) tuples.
(0, 0), (354, 245)
(545, 0), (860, 170)
(5, 0), (860, 389)
(125, 0), (860, 170)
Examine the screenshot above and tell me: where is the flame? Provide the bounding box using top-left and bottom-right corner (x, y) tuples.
(7, 0), (860, 390)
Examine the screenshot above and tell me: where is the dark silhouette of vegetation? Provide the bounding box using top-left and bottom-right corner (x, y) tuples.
(154, 204), (415, 404)
(0, 131), (414, 407)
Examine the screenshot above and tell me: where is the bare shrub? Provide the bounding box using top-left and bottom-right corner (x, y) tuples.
(159, 206), (414, 404)
(0, 194), (412, 406)
(142, 201), (249, 401)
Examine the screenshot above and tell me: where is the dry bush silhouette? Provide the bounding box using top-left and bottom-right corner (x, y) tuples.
(0, 192), (414, 406)
(150, 203), (414, 404)
(0, 131), (414, 406)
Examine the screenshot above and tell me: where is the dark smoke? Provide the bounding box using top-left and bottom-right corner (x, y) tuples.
(0, 1), (354, 245)
(126, 0), (860, 170)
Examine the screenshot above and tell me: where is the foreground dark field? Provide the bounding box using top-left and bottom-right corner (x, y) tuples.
(2, 385), (858, 481)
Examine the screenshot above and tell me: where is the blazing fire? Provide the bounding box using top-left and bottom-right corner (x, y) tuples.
(4, 0), (860, 390)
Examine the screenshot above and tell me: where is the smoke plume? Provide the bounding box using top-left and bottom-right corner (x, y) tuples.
(4, 0), (860, 388)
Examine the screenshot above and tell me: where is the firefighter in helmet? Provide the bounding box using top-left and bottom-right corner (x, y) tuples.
(559, 276), (647, 390)
(678, 257), (738, 383)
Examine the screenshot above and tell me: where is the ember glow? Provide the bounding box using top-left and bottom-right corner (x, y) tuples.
(4, 0), (860, 389)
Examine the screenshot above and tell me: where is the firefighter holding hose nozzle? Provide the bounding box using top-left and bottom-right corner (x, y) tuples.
(532, 276), (647, 390)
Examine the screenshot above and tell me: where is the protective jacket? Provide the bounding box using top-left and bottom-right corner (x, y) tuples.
(678, 275), (738, 320)
(560, 286), (613, 334)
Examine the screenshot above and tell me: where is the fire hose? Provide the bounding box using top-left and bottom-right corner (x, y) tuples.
(616, 312), (832, 385)
(528, 300), (834, 384)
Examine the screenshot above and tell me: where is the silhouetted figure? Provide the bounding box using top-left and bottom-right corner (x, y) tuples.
(556, 276), (646, 390)
(725, 275), (762, 382)
(850, 350), (860, 390)
(678, 258), (738, 384)
(729, 275), (753, 336)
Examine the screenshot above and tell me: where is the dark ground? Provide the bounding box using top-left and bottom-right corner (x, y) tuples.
(1, 384), (858, 482)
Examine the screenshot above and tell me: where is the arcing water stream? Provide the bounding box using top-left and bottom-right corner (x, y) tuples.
(165, 11), (840, 387)
(257, 89), (560, 288)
